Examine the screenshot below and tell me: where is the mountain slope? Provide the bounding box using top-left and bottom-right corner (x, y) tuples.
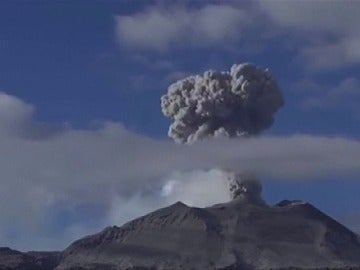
(55, 199), (360, 270)
(0, 248), (60, 270)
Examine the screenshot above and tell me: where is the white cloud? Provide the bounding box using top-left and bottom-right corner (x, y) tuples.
(108, 169), (231, 229)
(0, 92), (360, 250)
(160, 169), (231, 207)
(298, 38), (360, 70)
(257, 0), (360, 69)
(115, 1), (360, 69)
(115, 4), (250, 50)
(257, 0), (360, 34)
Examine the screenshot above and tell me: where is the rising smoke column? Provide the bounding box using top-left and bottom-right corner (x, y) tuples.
(161, 63), (284, 204)
(226, 171), (265, 205)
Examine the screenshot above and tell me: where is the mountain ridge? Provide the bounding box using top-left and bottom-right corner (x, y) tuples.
(1, 200), (360, 270)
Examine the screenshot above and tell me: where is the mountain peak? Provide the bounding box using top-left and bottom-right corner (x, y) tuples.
(55, 199), (360, 270)
(1, 199), (359, 270)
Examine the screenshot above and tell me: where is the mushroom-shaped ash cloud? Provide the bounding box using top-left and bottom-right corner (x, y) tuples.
(161, 63), (283, 203)
(161, 63), (284, 144)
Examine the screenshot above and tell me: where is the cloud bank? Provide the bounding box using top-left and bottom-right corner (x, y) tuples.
(116, 1), (360, 69)
(0, 92), (359, 250)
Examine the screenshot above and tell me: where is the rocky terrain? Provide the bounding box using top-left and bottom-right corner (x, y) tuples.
(0, 247), (60, 270)
(1, 198), (359, 270)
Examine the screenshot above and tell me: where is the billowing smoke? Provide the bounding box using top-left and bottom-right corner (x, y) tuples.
(161, 63), (284, 144)
(226, 171), (265, 205)
(161, 63), (284, 204)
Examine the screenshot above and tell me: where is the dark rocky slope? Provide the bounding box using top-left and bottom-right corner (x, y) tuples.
(1, 199), (360, 270)
(56, 199), (360, 270)
(0, 247), (60, 270)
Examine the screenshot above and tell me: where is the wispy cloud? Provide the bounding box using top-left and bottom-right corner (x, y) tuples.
(115, 1), (360, 70)
(257, 0), (360, 70)
(115, 4), (251, 51)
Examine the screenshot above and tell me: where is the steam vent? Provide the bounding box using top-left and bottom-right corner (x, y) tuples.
(227, 172), (265, 205)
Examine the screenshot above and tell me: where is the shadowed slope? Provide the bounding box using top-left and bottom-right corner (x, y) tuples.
(55, 200), (360, 270)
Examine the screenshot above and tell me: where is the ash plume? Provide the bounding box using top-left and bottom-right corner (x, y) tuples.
(161, 63), (284, 203)
(161, 63), (284, 144)
(226, 171), (265, 205)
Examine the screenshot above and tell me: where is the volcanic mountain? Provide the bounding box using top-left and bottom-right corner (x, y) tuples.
(1, 188), (360, 270)
(53, 199), (360, 270)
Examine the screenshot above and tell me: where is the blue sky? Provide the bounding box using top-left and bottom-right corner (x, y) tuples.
(0, 0), (359, 251)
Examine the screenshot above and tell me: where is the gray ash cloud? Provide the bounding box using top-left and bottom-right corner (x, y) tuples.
(161, 63), (284, 144)
(227, 171), (265, 205)
(161, 63), (284, 203)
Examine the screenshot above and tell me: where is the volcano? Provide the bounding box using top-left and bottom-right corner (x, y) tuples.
(1, 198), (360, 269)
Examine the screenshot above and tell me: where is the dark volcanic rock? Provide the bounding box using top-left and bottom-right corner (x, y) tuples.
(1, 200), (359, 270)
(0, 247), (60, 270)
(55, 200), (360, 270)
